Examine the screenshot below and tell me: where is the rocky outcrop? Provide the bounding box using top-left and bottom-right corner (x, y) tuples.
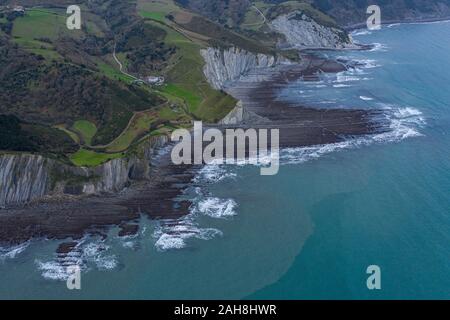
(200, 47), (291, 90)
(0, 154), (50, 208)
(0, 135), (169, 208)
(219, 101), (269, 125)
(270, 11), (357, 49)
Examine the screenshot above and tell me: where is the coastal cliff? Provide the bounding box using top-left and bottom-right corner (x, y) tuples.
(200, 47), (291, 90)
(270, 11), (356, 49)
(0, 135), (168, 208)
(0, 155), (50, 208)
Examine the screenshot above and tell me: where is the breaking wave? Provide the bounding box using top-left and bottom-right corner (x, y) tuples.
(153, 163), (239, 251)
(352, 30), (372, 36)
(35, 238), (118, 281)
(153, 216), (223, 251)
(370, 43), (388, 52)
(196, 198), (237, 219)
(194, 162), (237, 183)
(0, 242), (29, 261)
(281, 106), (425, 165)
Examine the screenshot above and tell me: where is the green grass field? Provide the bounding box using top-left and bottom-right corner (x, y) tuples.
(105, 112), (157, 153)
(6, 1), (236, 167)
(12, 9), (68, 40)
(162, 84), (202, 111)
(137, 0), (180, 17)
(11, 8), (83, 61)
(96, 60), (135, 83)
(139, 11), (166, 22)
(70, 149), (124, 167)
(54, 125), (81, 144)
(146, 19), (236, 122)
(71, 120), (97, 145)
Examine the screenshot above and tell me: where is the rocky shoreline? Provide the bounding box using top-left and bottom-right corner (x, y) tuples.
(223, 53), (389, 147)
(0, 52), (388, 250)
(0, 148), (196, 245)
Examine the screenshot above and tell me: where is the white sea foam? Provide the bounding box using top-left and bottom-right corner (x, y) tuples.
(407, 20), (450, 26)
(334, 70), (373, 84)
(194, 162), (237, 183)
(360, 96), (374, 101)
(352, 30), (372, 36)
(122, 241), (137, 249)
(392, 106), (423, 118)
(153, 216), (223, 251)
(335, 74), (361, 83)
(333, 84), (352, 88)
(280, 107), (424, 165)
(154, 161), (239, 251)
(370, 43), (388, 52)
(119, 232), (139, 249)
(196, 198), (237, 219)
(0, 242), (29, 260)
(36, 260), (76, 281)
(82, 242), (118, 270)
(320, 100), (337, 104)
(357, 59), (380, 69)
(387, 23), (401, 28)
(36, 238), (118, 280)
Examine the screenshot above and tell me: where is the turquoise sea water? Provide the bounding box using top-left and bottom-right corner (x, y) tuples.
(1, 21), (450, 299)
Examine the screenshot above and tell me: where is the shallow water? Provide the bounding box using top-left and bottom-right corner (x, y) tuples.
(1, 21), (450, 299)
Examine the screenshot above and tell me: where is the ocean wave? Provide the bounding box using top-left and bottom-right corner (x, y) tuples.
(360, 96), (374, 101)
(119, 232), (140, 250)
(333, 84), (352, 88)
(320, 100), (337, 104)
(196, 198), (237, 219)
(280, 107), (424, 165)
(407, 20), (450, 26)
(35, 238), (118, 280)
(352, 30), (372, 36)
(370, 43), (388, 52)
(194, 162), (237, 184)
(35, 249), (84, 281)
(0, 242), (29, 260)
(82, 242), (118, 271)
(154, 164), (239, 251)
(356, 59), (380, 69)
(121, 241), (137, 249)
(335, 74), (361, 83)
(153, 217), (223, 251)
(334, 71), (372, 84)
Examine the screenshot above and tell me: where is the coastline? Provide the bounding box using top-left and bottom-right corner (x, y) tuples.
(224, 53), (389, 148)
(344, 16), (450, 31)
(0, 51), (389, 254)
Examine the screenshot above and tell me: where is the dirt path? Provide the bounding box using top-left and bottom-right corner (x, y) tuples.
(241, 5), (267, 28)
(112, 43), (138, 81)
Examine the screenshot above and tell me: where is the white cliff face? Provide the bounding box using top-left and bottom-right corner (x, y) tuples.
(82, 158), (130, 195)
(271, 11), (356, 49)
(0, 154), (50, 207)
(0, 135), (169, 207)
(219, 101), (269, 125)
(200, 47), (290, 90)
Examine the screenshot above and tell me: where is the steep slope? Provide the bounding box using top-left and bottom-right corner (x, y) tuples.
(177, 0), (450, 28)
(300, 0), (450, 27)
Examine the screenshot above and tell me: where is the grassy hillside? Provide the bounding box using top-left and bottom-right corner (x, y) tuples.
(138, 0), (237, 122)
(0, 0), (239, 166)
